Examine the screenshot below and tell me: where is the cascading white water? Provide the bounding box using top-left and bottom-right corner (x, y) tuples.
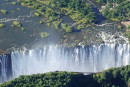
(0, 55), (7, 82)
(0, 54), (12, 83)
(0, 32), (130, 83)
(11, 44), (130, 79)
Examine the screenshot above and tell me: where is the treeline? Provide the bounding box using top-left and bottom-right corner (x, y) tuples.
(50, 0), (97, 23)
(92, 65), (130, 87)
(0, 65), (130, 87)
(0, 72), (89, 87)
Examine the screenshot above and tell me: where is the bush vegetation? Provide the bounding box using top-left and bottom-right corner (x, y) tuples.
(12, 2), (16, 5)
(0, 23), (5, 28)
(17, 0), (98, 32)
(34, 12), (40, 16)
(40, 32), (49, 38)
(62, 23), (72, 33)
(53, 19), (62, 29)
(77, 24), (85, 30)
(100, 1), (130, 21)
(11, 21), (22, 28)
(0, 10), (8, 14)
(21, 27), (25, 31)
(0, 65), (130, 87)
(17, 8), (21, 11)
(50, 0), (97, 24)
(40, 21), (43, 24)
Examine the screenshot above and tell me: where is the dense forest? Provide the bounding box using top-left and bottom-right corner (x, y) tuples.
(0, 65), (130, 87)
(101, 1), (130, 21)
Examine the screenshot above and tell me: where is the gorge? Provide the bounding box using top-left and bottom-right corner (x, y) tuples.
(0, 43), (130, 83)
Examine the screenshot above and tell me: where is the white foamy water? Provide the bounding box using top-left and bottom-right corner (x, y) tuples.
(0, 32), (130, 83)
(10, 44), (130, 78)
(0, 11), (34, 23)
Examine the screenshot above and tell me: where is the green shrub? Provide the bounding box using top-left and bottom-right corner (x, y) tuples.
(17, 8), (21, 11)
(0, 10), (8, 14)
(34, 12), (40, 16)
(117, 25), (122, 29)
(66, 26), (72, 33)
(46, 23), (50, 26)
(20, 3), (25, 6)
(12, 2), (16, 5)
(40, 21), (43, 24)
(0, 23), (5, 28)
(12, 21), (22, 28)
(77, 24), (85, 30)
(40, 32), (49, 38)
(53, 20), (62, 29)
(32, 3), (41, 10)
(62, 24), (72, 33)
(21, 27), (25, 31)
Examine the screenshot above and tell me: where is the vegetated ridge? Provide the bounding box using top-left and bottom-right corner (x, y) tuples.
(0, 65), (130, 87)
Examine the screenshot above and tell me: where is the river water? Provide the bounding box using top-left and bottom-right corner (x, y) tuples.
(0, 0), (129, 84)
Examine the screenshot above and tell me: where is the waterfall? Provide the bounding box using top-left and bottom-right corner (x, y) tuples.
(0, 54), (12, 83)
(11, 44), (130, 77)
(0, 43), (130, 83)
